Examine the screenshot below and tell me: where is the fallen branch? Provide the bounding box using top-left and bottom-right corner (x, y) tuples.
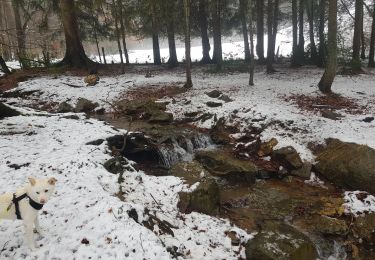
(62, 82), (84, 88)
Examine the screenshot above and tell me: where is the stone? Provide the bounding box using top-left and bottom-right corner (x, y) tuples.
(84, 74), (99, 86)
(0, 102), (20, 119)
(178, 178), (220, 215)
(57, 102), (73, 113)
(148, 111), (174, 124)
(206, 101), (223, 107)
(245, 221), (317, 260)
(313, 216), (348, 236)
(363, 117), (374, 123)
(75, 98), (99, 113)
(218, 94), (233, 103)
(210, 118), (231, 145)
(272, 146), (303, 170)
(321, 109), (343, 120)
(169, 160), (210, 185)
(315, 139), (375, 194)
(195, 150), (258, 183)
(257, 138), (278, 157)
(353, 213), (375, 239)
(291, 162), (312, 179)
(103, 157), (127, 174)
(206, 90), (222, 98)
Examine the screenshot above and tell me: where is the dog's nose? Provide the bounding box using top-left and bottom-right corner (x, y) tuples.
(40, 199), (46, 204)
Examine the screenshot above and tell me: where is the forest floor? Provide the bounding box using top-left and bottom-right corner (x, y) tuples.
(1, 63), (375, 259)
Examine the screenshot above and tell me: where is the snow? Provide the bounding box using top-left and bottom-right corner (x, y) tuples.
(0, 107), (251, 259)
(343, 191), (375, 216)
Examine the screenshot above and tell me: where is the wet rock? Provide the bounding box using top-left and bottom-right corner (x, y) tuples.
(210, 118), (231, 145)
(195, 150), (258, 183)
(291, 162), (312, 179)
(272, 146), (303, 170)
(206, 101), (223, 107)
(57, 102), (73, 113)
(318, 197), (345, 217)
(148, 111), (173, 124)
(353, 213), (375, 239)
(103, 156), (127, 174)
(245, 222), (317, 260)
(257, 138), (278, 157)
(84, 74), (99, 86)
(321, 110), (343, 120)
(218, 94), (233, 103)
(206, 90), (222, 98)
(75, 98), (99, 113)
(169, 160), (210, 185)
(313, 216), (348, 236)
(0, 102), (20, 119)
(178, 178), (220, 215)
(86, 139), (104, 145)
(315, 139), (375, 194)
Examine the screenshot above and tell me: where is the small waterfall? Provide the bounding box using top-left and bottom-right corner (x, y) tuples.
(157, 133), (213, 168)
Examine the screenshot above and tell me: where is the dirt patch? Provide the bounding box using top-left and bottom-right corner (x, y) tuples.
(121, 82), (187, 101)
(284, 93), (367, 114)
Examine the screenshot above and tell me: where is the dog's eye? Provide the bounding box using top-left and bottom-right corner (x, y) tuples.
(45, 189), (49, 193)
(36, 192), (40, 194)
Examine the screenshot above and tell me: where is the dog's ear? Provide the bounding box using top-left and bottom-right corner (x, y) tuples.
(28, 177), (36, 186)
(48, 177), (57, 185)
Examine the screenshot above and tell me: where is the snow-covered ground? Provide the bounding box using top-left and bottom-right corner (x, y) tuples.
(0, 108), (251, 259)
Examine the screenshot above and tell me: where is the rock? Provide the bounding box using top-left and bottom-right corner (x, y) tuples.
(291, 162), (312, 179)
(218, 94), (233, 103)
(195, 150), (258, 183)
(245, 221), (317, 260)
(318, 197), (345, 217)
(103, 157), (127, 174)
(257, 138), (278, 157)
(184, 111), (200, 118)
(169, 161), (210, 185)
(210, 118), (231, 144)
(0, 102), (20, 119)
(57, 102), (73, 113)
(84, 74), (99, 86)
(206, 90), (222, 98)
(313, 216), (348, 236)
(178, 178), (220, 215)
(75, 98), (99, 113)
(197, 112), (213, 122)
(206, 101), (223, 107)
(363, 117), (374, 123)
(272, 146), (303, 170)
(148, 111), (174, 124)
(353, 213), (375, 239)
(321, 109), (343, 120)
(315, 139), (375, 194)
(86, 139), (104, 145)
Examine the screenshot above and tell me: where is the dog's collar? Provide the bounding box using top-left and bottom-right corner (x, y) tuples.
(12, 193), (44, 220)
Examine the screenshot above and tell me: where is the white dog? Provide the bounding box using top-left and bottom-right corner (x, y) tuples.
(0, 177), (57, 250)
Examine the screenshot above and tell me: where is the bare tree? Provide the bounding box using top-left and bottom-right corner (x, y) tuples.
(352, 0), (363, 71)
(248, 0), (255, 85)
(240, 0), (251, 61)
(369, 1), (375, 67)
(183, 0), (192, 88)
(255, 0), (265, 63)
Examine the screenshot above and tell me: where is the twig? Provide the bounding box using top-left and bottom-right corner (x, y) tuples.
(62, 83), (84, 88)
(0, 241), (9, 255)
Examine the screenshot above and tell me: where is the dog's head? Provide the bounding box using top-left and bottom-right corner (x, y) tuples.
(26, 177), (57, 205)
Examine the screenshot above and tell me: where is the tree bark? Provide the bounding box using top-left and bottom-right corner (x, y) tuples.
(212, 0), (223, 68)
(166, 1), (178, 67)
(60, 0), (93, 69)
(183, 0), (192, 88)
(0, 55), (11, 75)
(255, 0), (265, 62)
(361, 30), (366, 59)
(306, 0), (318, 64)
(318, 0), (326, 67)
(291, 0), (299, 66)
(239, 0), (251, 61)
(298, 0), (305, 64)
(118, 0), (129, 64)
(198, 0), (212, 63)
(319, 0), (337, 93)
(352, 0), (363, 71)
(248, 0), (255, 85)
(113, 0), (124, 73)
(151, 1), (161, 65)
(369, 1), (375, 67)
(267, 0), (279, 73)
(11, 0), (27, 68)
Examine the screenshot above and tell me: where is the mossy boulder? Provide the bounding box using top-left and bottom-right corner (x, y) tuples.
(312, 215), (348, 236)
(57, 102), (73, 113)
(0, 102), (20, 119)
(195, 150), (258, 183)
(315, 139), (375, 194)
(75, 98), (99, 113)
(245, 222), (317, 260)
(169, 160), (210, 185)
(272, 146), (303, 170)
(178, 178), (220, 215)
(103, 157), (127, 174)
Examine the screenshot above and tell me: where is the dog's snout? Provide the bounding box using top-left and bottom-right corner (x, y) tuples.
(40, 198), (46, 204)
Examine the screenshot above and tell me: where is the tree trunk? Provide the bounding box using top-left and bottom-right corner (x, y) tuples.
(102, 47), (107, 64)
(93, 28), (102, 63)
(248, 0), (255, 85)
(352, 0), (363, 71)
(11, 0), (27, 68)
(60, 0), (93, 69)
(113, 0), (124, 73)
(318, 0), (326, 67)
(267, 0), (279, 73)
(369, 1), (375, 67)
(361, 30), (366, 59)
(298, 0), (305, 64)
(198, 0), (212, 63)
(166, 1), (178, 67)
(0, 56), (11, 75)
(256, 0), (265, 62)
(151, 1), (161, 65)
(319, 0), (337, 93)
(240, 0), (251, 61)
(306, 0), (318, 64)
(118, 0), (129, 64)
(291, 0), (299, 66)
(212, 0), (223, 68)
(183, 0), (192, 88)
